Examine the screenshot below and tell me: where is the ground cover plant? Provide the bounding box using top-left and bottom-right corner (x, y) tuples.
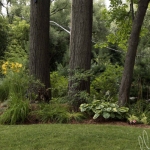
(0, 124), (150, 150)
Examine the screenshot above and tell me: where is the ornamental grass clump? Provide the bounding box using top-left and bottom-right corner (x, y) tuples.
(0, 94), (29, 125)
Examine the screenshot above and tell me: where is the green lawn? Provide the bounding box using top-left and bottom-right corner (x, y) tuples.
(0, 124), (150, 150)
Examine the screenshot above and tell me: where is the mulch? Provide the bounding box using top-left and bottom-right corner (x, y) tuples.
(70, 118), (150, 128)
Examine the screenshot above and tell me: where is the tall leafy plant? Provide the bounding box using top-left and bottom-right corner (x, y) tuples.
(91, 64), (123, 100)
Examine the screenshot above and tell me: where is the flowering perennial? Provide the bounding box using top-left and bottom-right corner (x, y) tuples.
(1, 61), (22, 74)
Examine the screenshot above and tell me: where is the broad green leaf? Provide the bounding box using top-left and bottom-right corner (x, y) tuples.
(93, 113), (100, 119)
(106, 107), (111, 112)
(96, 105), (104, 109)
(110, 113), (115, 118)
(103, 112), (110, 119)
(118, 107), (129, 112)
(112, 108), (117, 112)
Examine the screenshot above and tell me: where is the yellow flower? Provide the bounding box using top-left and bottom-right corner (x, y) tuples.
(18, 64), (22, 68)
(11, 63), (15, 69)
(2, 71), (7, 74)
(14, 62), (22, 69)
(15, 62), (19, 67)
(1, 61), (23, 74)
(5, 61), (9, 65)
(2, 64), (6, 70)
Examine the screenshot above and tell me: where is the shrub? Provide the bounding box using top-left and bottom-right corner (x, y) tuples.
(50, 71), (68, 98)
(91, 64), (123, 100)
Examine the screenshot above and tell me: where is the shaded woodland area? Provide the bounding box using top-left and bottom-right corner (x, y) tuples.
(0, 0), (150, 125)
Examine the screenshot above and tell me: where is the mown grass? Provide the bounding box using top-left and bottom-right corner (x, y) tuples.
(0, 124), (150, 150)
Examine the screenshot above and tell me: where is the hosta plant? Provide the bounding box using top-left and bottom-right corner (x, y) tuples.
(80, 100), (129, 120)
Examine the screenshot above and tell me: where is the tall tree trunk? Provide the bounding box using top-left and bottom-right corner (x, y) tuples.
(118, 0), (149, 106)
(29, 0), (51, 100)
(68, 0), (93, 110)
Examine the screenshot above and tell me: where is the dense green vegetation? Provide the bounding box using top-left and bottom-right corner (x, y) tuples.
(0, 1), (150, 149)
(0, 0), (150, 125)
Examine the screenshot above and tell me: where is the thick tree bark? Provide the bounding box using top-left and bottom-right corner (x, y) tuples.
(29, 0), (51, 100)
(69, 0), (93, 110)
(118, 0), (149, 106)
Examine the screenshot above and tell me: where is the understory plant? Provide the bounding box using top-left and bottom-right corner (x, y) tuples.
(50, 71), (68, 98)
(90, 64), (123, 100)
(0, 69), (31, 124)
(0, 62), (43, 124)
(68, 68), (92, 110)
(127, 100), (150, 125)
(0, 60), (44, 100)
(80, 100), (129, 120)
(0, 78), (9, 101)
(0, 94), (29, 124)
(32, 101), (85, 123)
(127, 113), (149, 125)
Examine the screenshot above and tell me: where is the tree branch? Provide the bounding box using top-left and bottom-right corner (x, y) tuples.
(50, 3), (68, 16)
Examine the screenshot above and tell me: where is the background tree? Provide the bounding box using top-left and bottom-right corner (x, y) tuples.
(0, 17), (8, 59)
(4, 17), (29, 65)
(29, 0), (51, 100)
(118, 0), (149, 106)
(68, 0), (93, 110)
(130, 7), (150, 100)
(50, 0), (70, 72)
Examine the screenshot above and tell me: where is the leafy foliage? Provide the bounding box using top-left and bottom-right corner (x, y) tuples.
(127, 100), (150, 124)
(91, 64), (123, 100)
(32, 102), (85, 123)
(0, 17), (8, 59)
(68, 69), (92, 110)
(49, 0), (70, 71)
(0, 78), (9, 101)
(50, 71), (68, 98)
(0, 65), (45, 124)
(35, 103), (69, 123)
(0, 61), (42, 101)
(80, 100), (129, 120)
(0, 97), (29, 125)
(4, 17), (29, 65)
